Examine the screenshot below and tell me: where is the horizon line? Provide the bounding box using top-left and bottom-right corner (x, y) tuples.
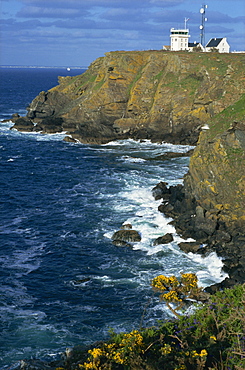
(0, 65), (88, 69)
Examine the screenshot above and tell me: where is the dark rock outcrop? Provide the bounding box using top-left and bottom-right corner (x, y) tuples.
(153, 233), (174, 245)
(10, 117), (34, 132)
(112, 229), (141, 247)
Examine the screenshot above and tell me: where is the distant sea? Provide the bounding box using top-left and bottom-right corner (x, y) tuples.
(0, 67), (227, 368)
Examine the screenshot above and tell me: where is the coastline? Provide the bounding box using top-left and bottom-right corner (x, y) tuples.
(1, 53), (244, 368)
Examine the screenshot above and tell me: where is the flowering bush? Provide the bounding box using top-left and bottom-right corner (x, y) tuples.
(81, 330), (145, 369)
(151, 273), (203, 316)
(73, 282), (244, 370)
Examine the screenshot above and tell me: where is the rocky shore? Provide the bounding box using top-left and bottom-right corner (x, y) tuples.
(6, 50), (245, 369)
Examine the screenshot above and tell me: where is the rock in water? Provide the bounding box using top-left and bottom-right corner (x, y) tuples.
(112, 229), (141, 244)
(153, 233), (174, 245)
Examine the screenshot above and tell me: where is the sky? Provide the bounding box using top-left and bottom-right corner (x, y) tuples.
(1, 0), (244, 67)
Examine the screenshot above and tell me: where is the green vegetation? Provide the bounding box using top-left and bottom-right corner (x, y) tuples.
(74, 72), (97, 94)
(93, 77), (105, 91)
(207, 94), (245, 139)
(127, 65), (144, 97)
(153, 70), (164, 82)
(180, 74), (200, 96)
(60, 276), (244, 370)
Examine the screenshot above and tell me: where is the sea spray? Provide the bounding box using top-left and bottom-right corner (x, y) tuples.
(0, 67), (227, 366)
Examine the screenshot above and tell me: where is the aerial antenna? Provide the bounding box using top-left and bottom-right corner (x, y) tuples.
(200, 4), (208, 48)
(184, 17), (189, 30)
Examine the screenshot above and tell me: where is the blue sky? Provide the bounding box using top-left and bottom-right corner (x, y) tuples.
(1, 0), (244, 67)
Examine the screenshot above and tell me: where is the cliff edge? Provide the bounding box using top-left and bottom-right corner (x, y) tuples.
(11, 51), (245, 145)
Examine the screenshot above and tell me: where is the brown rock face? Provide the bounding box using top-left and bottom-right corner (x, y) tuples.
(11, 51), (245, 144)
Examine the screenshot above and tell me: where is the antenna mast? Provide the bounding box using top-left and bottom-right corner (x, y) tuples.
(200, 5), (208, 48)
(184, 17), (189, 29)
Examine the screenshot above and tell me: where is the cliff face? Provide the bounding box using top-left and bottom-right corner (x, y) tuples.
(154, 95), (245, 287)
(12, 51), (245, 144)
(184, 96), (245, 286)
(185, 95), (245, 228)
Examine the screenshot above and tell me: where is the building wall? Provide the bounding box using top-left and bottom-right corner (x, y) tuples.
(170, 29), (190, 51)
(218, 39), (230, 53)
(206, 38), (230, 53)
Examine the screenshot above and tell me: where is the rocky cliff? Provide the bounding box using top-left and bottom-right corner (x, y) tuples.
(11, 51), (245, 145)
(154, 94), (245, 288)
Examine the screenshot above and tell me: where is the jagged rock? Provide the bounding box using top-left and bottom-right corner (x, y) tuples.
(11, 113), (20, 121)
(158, 202), (174, 216)
(152, 181), (169, 200)
(194, 218), (217, 236)
(153, 233), (174, 245)
(63, 136), (77, 143)
(150, 150), (194, 161)
(112, 229), (141, 243)
(120, 223), (132, 230)
(178, 242), (200, 253)
(34, 117), (64, 133)
(215, 230), (232, 243)
(11, 117), (34, 132)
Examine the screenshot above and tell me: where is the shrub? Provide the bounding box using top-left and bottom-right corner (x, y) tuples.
(76, 281), (245, 370)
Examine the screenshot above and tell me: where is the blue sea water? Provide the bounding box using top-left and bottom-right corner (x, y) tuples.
(0, 68), (227, 368)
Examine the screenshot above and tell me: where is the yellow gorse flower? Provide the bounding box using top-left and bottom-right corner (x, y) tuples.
(151, 275), (179, 290)
(163, 290), (182, 302)
(88, 348), (103, 358)
(81, 329), (144, 368)
(181, 273), (198, 289)
(190, 349), (208, 357)
(200, 349), (208, 357)
(160, 344), (172, 355)
(81, 362), (95, 369)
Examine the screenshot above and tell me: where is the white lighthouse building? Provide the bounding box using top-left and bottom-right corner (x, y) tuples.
(170, 20), (190, 51)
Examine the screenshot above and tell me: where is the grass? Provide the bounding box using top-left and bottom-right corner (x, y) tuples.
(207, 94), (245, 140)
(60, 281), (245, 370)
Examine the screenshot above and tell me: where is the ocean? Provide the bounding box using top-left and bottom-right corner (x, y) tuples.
(0, 67), (227, 368)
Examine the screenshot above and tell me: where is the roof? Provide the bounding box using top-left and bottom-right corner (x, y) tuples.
(206, 38), (224, 47)
(188, 42), (201, 47)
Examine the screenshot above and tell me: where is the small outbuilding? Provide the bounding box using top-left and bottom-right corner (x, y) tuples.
(205, 37), (230, 53)
(188, 42), (204, 52)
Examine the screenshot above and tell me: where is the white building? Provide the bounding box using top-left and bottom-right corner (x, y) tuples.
(170, 28), (190, 51)
(188, 42), (204, 52)
(205, 38), (230, 53)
